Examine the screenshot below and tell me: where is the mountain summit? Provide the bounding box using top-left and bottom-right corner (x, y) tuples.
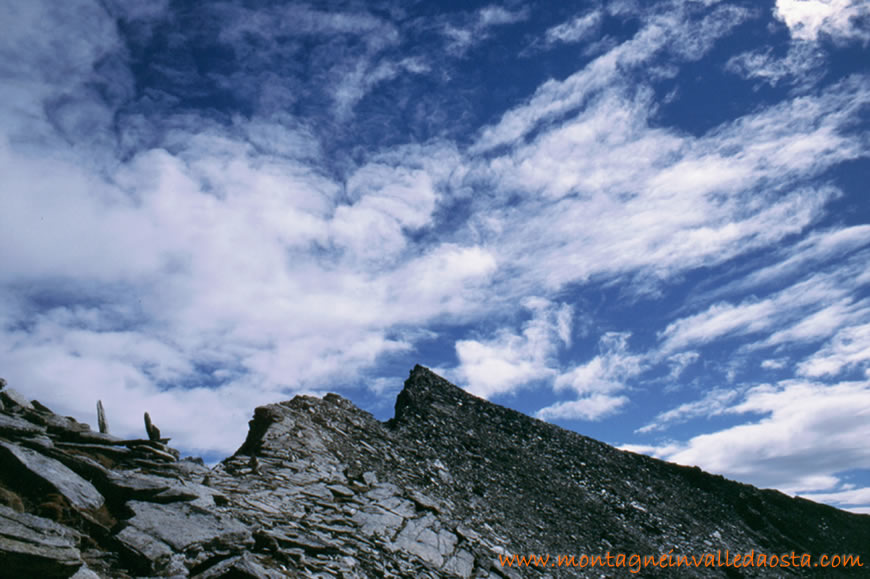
(1, 367), (868, 577)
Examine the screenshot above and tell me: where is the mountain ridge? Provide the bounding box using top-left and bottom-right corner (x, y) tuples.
(0, 366), (868, 577)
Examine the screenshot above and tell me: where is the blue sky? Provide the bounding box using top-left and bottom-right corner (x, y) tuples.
(1, 0), (869, 513)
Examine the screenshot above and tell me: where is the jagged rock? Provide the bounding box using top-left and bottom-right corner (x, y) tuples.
(31, 400), (55, 413)
(0, 387), (34, 411)
(0, 365), (869, 577)
(96, 400), (108, 435)
(0, 504), (83, 578)
(0, 441), (104, 511)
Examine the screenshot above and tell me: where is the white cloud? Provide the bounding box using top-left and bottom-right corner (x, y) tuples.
(666, 351), (700, 380)
(775, 0), (870, 43)
(798, 322), (870, 378)
(478, 5), (528, 27)
(636, 387), (740, 433)
(455, 298), (572, 398)
(799, 486), (870, 510)
(729, 0), (870, 89)
(766, 300), (870, 346)
(535, 394), (629, 421)
(637, 380), (870, 495)
(441, 5), (528, 56)
(476, 73), (868, 295)
(761, 358), (788, 370)
(726, 44), (825, 88)
(543, 11), (602, 46)
(713, 226), (870, 298)
(536, 332), (643, 421)
(215, 3), (407, 118)
(331, 160), (440, 262)
(333, 57), (429, 119)
(658, 260), (868, 353)
(473, 3), (751, 152)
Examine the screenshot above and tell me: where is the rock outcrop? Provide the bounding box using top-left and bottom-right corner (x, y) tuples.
(0, 365), (868, 577)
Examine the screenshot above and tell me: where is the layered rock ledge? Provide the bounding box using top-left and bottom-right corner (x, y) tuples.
(0, 366), (868, 577)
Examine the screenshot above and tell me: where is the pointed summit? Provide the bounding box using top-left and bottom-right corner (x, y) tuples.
(392, 365), (477, 425)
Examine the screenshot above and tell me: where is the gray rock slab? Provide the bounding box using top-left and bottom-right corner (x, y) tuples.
(152, 481), (223, 508)
(30, 412), (91, 436)
(115, 525), (174, 571)
(300, 481), (334, 501)
(444, 548), (475, 578)
(260, 529), (341, 555)
(40, 447), (109, 483)
(55, 442), (131, 460)
(365, 482), (400, 501)
(388, 514), (457, 568)
(375, 495), (417, 518)
(351, 504), (406, 538)
(0, 441), (105, 510)
(0, 504), (83, 578)
(327, 483), (355, 497)
(284, 469), (328, 486)
(410, 490), (444, 514)
(106, 470), (172, 497)
(0, 413), (47, 436)
(125, 500), (251, 552)
(70, 430), (125, 445)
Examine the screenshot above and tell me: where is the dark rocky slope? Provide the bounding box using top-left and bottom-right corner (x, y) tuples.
(0, 366), (868, 577)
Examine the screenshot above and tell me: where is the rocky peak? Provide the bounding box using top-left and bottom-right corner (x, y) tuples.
(1, 366), (869, 577)
(392, 364), (473, 426)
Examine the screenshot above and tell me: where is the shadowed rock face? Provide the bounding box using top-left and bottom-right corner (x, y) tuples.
(0, 365), (868, 577)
